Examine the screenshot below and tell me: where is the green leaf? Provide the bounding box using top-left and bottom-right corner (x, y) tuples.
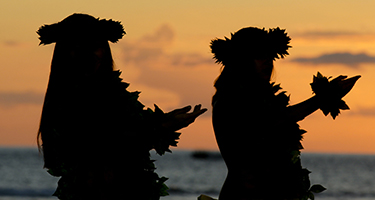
(158, 177), (169, 196)
(301, 194), (309, 200)
(159, 183), (169, 196)
(308, 191), (315, 200)
(290, 150), (301, 164)
(301, 168), (312, 191)
(310, 184), (326, 193)
(159, 176), (169, 183)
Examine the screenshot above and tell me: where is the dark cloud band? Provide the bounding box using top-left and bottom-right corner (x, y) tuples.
(291, 52), (375, 67)
(0, 91), (44, 107)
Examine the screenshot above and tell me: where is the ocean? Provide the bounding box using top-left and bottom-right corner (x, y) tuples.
(0, 147), (375, 200)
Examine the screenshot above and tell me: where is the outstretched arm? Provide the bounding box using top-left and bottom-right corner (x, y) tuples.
(286, 96), (320, 122)
(285, 74), (360, 122)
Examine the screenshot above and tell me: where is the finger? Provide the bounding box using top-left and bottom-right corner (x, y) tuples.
(180, 105), (192, 113)
(191, 108), (207, 121)
(190, 107), (208, 118)
(169, 105), (192, 115)
(331, 75), (348, 83)
(339, 75), (361, 97)
(347, 75), (361, 82)
(177, 108), (208, 129)
(199, 108), (208, 115)
(193, 104), (202, 112)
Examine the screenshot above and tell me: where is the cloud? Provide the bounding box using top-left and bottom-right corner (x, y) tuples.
(121, 24), (213, 69)
(291, 52), (375, 67)
(3, 40), (19, 46)
(295, 31), (362, 38)
(119, 24), (217, 113)
(0, 91), (44, 107)
(293, 30), (375, 41)
(349, 107), (375, 117)
(170, 53), (214, 67)
(139, 24), (175, 46)
(134, 84), (181, 110)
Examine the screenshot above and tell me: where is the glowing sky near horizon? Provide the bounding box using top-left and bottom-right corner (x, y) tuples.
(1, 0), (375, 154)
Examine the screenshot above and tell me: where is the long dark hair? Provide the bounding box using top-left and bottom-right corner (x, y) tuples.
(37, 40), (115, 167)
(36, 13), (125, 168)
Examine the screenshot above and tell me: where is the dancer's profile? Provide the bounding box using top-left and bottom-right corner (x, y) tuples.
(37, 13), (207, 200)
(210, 27), (360, 200)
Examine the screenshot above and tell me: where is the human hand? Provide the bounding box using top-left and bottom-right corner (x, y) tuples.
(330, 75), (361, 98)
(162, 104), (207, 131)
(310, 72), (361, 119)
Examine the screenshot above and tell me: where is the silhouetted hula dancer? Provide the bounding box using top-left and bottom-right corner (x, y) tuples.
(210, 27), (360, 200)
(37, 13), (206, 200)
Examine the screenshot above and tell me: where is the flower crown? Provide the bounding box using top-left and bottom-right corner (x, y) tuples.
(37, 13), (125, 45)
(210, 27), (291, 65)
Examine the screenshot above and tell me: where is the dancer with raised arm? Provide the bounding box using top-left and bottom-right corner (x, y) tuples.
(37, 13), (207, 200)
(210, 27), (360, 200)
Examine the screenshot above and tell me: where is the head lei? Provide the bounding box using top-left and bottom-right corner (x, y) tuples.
(37, 13), (125, 45)
(210, 27), (291, 65)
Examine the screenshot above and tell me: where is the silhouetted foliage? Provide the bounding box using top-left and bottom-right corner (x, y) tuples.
(37, 13), (125, 45)
(211, 27), (291, 67)
(311, 72), (360, 119)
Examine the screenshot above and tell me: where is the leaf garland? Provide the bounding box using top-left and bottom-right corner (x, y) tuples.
(37, 13), (125, 45)
(267, 27), (292, 59)
(310, 72), (357, 119)
(47, 70), (181, 200)
(210, 27), (291, 65)
(104, 71), (181, 198)
(269, 82), (326, 200)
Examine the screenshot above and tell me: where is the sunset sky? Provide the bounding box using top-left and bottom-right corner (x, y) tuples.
(1, 1), (375, 154)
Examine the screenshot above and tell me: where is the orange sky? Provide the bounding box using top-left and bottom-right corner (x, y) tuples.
(1, 1), (375, 154)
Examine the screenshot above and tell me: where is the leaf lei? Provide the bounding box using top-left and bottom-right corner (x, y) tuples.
(270, 82), (326, 200)
(48, 70), (180, 200)
(105, 71), (182, 198)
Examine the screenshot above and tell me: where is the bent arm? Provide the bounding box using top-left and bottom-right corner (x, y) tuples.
(285, 95), (320, 122)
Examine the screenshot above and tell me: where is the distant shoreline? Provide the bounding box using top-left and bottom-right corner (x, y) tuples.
(1, 146), (375, 156)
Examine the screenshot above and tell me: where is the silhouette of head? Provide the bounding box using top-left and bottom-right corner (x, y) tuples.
(210, 27), (291, 65)
(37, 13), (126, 77)
(211, 27), (291, 85)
